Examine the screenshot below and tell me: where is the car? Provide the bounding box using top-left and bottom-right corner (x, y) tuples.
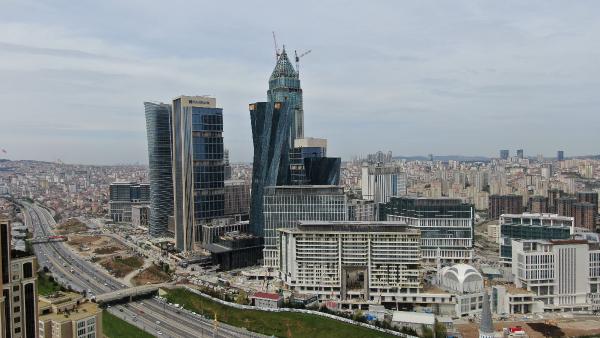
(155, 321), (160, 325)
(119, 308), (124, 312)
(157, 331), (163, 336)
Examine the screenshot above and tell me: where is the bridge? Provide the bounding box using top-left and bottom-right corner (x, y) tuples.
(94, 284), (168, 304)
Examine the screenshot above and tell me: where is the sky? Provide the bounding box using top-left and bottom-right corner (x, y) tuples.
(0, 1), (599, 164)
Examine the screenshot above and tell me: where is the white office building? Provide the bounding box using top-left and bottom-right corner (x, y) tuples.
(361, 164), (406, 204)
(278, 221), (422, 307)
(512, 239), (600, 312)
(263, 186), (346, 268)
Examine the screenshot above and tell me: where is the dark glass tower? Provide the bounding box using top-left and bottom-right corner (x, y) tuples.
(172, 96), (225, 251)
(249, 101), (291, 237)
(144, 102), (174, 237)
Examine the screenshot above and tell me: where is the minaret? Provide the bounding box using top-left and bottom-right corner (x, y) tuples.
(479, 290), (494, 338)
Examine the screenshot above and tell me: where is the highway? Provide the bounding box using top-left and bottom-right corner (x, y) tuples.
(23, 201), (264, 338)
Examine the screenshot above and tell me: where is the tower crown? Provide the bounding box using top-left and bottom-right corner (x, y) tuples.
(270, 48), (298, 80)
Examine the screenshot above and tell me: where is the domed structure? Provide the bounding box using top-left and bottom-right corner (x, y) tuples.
(440, 263), (483, 294)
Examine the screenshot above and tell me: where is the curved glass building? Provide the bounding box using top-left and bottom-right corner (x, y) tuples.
(144, 102), (173, 237)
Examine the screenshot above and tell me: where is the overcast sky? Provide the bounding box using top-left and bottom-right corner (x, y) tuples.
(1, 1), (599, 164)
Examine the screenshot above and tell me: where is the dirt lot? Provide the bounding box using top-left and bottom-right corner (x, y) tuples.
(456, 316), (600, 338)
(67, 235), (127, 257)
(100, 256), (144, 278)
(132, 264), (171, 286)
(56, 218), (88, 234)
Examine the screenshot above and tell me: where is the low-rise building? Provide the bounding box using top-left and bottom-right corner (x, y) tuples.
(512, 239), (600, 312)
(499, 213), (573, 266)
(131, 205), (150, 227)
(438, 264), (485, 317)
(491, 284), (543, 315)
(251, 292), (282, 309)
(38, 292), (102, 338)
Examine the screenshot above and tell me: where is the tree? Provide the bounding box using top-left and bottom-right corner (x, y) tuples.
(235, 290), (249, 305)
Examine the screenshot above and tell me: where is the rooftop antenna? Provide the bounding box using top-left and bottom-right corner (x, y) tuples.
(294, 49), (312, 74)
(272, 31), (280, 59)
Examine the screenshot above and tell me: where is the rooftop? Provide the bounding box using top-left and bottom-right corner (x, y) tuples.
(283, 221), (418, 234)
(39, 301), (100, 323)
(252, 292), (282, 301)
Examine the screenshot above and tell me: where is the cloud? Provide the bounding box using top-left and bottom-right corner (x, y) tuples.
(1, 1), (600, 163)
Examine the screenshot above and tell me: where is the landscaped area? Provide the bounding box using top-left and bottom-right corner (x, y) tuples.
(102, 310), (155, 338)
(164, 288), (397, 338)
(37, 272), (65, 296)
(100, 255), (144, 278)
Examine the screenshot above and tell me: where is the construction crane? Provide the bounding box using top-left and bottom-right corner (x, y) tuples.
(295, 49), (312, 74)
(272, 31), (280, 59)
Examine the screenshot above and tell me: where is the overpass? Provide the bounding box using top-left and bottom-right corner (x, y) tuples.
(94, 284), (168, 304)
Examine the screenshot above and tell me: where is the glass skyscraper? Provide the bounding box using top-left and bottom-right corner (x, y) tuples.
(267, 48), (304, 149)
(172, 96), (225, 252)
(144, 102), (173, 236)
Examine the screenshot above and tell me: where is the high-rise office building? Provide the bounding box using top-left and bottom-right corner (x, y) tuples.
(268, 48), (304, 150)
(488, 195), (522, 220)
(516, 149), (524, 159)
(1, 218), (38, 338)
(223, 149), (232, 180)
(557, 150), (564, 161)
(144, 102), (174, 236)
(361, 164), (404, 204)
(289, 137), (326, 184)
(171, 96), (225, 252)
(380, 196), (474, 262)
(499, 150), (509, 160)
(108, 182), (150, 222)
(249, 101), (292, 237)
(262, 186), (346, 267)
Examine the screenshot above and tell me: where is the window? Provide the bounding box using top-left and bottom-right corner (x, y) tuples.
(14, 306), (20, 313)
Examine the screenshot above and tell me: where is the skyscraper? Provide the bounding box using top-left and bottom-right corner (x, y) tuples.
(268, 48), (304, 149)
(171, 96), (225, 252)
(499, 149), (509, 160)
(144, 102), (174, 236)
(516, 149), (524, 159)
(557, 150), (564, 161)
(249, 101), (292, 237)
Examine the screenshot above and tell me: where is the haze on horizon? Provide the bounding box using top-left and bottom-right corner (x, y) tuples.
(1, 1), (599, 165)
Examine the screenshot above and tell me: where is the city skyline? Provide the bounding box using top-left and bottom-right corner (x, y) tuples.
(2, 1), (600, 164)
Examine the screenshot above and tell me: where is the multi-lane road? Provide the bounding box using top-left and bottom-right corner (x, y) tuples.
(23, 201), (264, 338)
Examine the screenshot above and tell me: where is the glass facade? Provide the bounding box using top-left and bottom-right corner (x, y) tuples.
(172, 97), (225, 251)
(263, 185), (346, 267)
(249, 101), (292, 237)
(267, 49), (304, 148)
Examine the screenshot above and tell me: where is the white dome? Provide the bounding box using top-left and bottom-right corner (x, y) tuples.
(440, 263), (483, 294)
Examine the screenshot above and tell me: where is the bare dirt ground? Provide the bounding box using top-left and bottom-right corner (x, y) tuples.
(456, 316), (600, 338)
(56, 218), (88, 234)
(66, 235), (127, 258)
(100, 256), (144, 278)
(131, 264), (171, 286)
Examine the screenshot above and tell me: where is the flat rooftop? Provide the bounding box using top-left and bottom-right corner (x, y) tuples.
(39, 302), (100, 323)
(282, 221), (418, 234)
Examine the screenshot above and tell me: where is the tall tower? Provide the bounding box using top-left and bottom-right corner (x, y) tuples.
(171, 96), (225, 252)
(479, 290), (494, 338)
(267, 48), (304, 149)
(144, 102), (174, 237)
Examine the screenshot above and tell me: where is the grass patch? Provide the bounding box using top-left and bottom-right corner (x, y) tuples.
(164, 288), (396, 338)
(37, 272), (65, 296)
(102, 310), (155, 338)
